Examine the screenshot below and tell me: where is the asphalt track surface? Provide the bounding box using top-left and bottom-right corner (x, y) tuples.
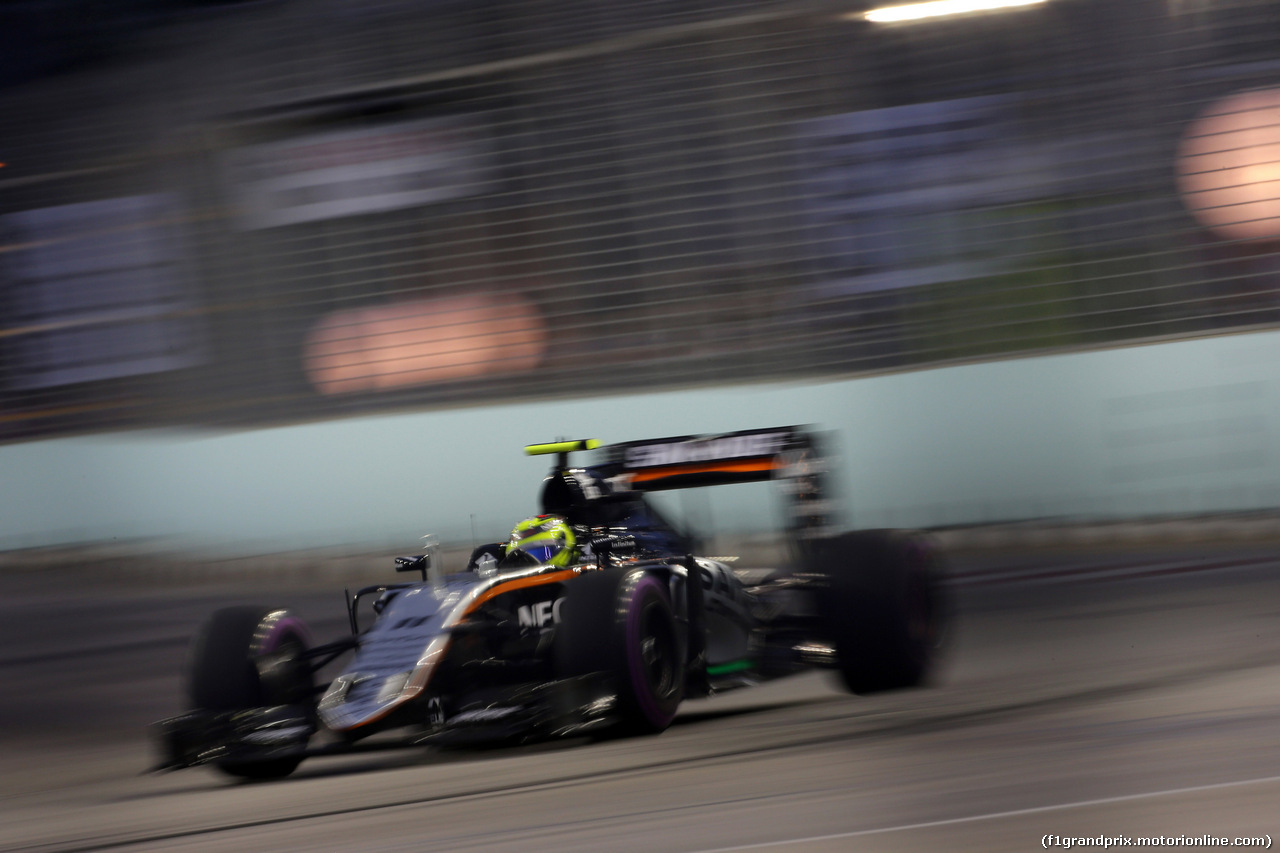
(1, 544), (1278, 852)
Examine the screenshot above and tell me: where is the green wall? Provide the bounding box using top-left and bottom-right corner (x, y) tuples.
(4, 330), (1279, 554)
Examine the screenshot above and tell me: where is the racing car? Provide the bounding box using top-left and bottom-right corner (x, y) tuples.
(153, 427), (948, 779)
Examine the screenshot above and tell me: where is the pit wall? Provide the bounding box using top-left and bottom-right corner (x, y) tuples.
(4, 329), (1280, 555)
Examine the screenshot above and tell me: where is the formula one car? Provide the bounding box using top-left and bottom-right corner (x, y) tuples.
(153, 427), (948, 779)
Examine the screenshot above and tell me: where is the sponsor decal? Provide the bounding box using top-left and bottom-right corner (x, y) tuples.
(517, 597), (565, 628)
(242, 725), (311, 745)
(624, 431), (790, 469)
(450, 706), (520, 724)
(391, 615), (433, 630)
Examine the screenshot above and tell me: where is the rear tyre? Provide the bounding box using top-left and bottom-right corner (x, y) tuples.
(555, 569), (684, 734)
(188, 606), (314, 779)
(810, 530), (949, 694)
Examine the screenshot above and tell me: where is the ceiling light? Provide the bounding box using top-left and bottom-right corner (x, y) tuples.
(863, 0), (1047, 23)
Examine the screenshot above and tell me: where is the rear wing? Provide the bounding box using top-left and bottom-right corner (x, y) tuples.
(600, 426), (835, 543)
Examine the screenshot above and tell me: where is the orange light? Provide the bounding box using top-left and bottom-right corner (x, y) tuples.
(303, 292), (548, 395)
(1177, 89), (1280, 242)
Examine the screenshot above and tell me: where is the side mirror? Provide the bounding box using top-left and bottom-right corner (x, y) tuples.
(395, 554), (429, 581)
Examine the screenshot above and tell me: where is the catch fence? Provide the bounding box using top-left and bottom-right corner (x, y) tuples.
(2, 0), (1278, 440)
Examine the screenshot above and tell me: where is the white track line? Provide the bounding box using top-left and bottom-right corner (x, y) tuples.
(687, 774), (1280, 852)
(953, 555), (1277, 587)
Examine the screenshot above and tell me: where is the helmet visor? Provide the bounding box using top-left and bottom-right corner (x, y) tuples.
(515, 542), (563, 564)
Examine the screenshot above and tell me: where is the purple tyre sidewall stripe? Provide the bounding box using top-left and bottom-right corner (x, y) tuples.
(256, 615), (312, 655)
(625, 575), (676, 728)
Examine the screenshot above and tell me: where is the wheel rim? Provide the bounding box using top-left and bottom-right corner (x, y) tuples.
(258, 636), (311, 706)
(639, 605), (677, 699)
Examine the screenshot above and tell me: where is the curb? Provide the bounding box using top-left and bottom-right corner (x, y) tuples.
(929, 513), (1280, 553)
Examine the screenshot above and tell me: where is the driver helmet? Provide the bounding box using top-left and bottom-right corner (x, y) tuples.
(507, 515), (577, 567)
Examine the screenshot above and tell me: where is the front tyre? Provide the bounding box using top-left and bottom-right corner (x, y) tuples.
(555, 569), (684, 734)
(187, 606), (314, 779)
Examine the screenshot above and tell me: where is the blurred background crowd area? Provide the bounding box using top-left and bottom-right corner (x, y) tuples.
(2, 0), (1279, 442)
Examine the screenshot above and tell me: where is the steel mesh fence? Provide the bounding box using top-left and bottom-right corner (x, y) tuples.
(2, 0), (1280, 441)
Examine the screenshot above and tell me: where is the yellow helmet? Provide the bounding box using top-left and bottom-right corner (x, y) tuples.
(507, 515), (576, 568)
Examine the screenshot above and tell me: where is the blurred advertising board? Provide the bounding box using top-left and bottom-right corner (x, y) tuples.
(794, 95), (1038, 293)
(793, 94), (1157, 295)
(1, 194), (205, 390)
(224, 115), (495, 230)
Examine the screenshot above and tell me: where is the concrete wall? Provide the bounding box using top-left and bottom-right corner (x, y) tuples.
(4, 329), (1280, 554)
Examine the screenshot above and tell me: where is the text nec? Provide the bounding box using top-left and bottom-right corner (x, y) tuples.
(517, 598), (565, 628)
